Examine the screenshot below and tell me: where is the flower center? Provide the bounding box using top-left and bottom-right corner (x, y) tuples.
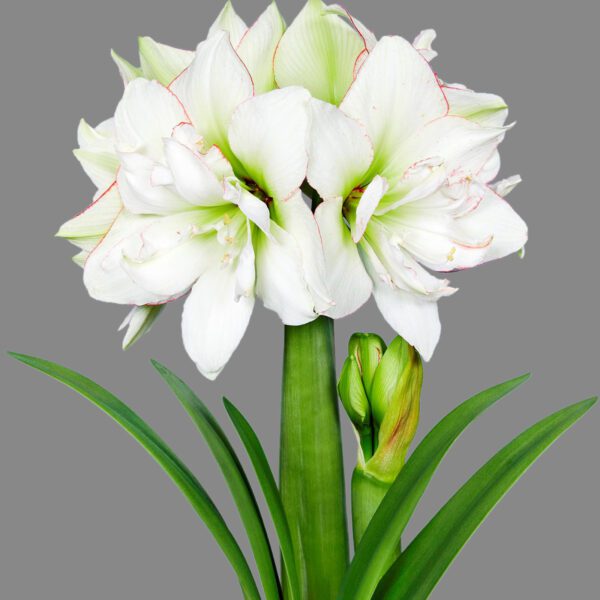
(242, 179), (273, 206)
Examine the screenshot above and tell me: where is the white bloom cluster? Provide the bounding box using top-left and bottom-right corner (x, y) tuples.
(59, 0), (527, 378)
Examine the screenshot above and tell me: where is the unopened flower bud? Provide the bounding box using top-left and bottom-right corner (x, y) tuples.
(348, 332), (387, 398)
(367, 336), (422, 483)
(338, 354), (371, 431)
(339, 333), (423, 546)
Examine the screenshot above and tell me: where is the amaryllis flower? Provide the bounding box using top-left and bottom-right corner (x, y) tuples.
(306, 34), (528, 359)
(58, 29), (330, 379)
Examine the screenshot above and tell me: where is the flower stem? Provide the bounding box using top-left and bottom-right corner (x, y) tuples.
(351, 468), (392, 549)
(280, 317), (349, 599)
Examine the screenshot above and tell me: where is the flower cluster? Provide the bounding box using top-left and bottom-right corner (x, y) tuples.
(58, 0), (527, 379)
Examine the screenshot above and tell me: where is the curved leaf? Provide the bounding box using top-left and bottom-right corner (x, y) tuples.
(377, 396), (596, 599)
(9, 352), (260, 600)
(224, 397), (302, 600)
(151, 360), (281, 600)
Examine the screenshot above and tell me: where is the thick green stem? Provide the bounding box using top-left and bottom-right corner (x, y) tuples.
(351, 469), (400, 565)
(280, 317), (349, 600)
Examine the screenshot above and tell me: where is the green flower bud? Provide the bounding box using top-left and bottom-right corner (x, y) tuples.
(338, 355), (370, 430)
(366, 336), (422, 483)
(347, 332), (387, 398)
(340, 333), (423, 546)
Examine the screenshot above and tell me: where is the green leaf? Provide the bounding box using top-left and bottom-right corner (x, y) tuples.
(338, 374), (530, 600)
(224, 397), (302, 600)
(151, 361), (281, 600)
(376, 396), (597, 600)
(8, 352), (260, 600)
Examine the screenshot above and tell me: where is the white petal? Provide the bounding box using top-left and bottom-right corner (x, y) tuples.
(380, 201), (493, 272)
(492, 174), (522, 197)
(229, 87), (311, 200)
(444, 84), (509, 127)
(114, 79), (188, 161)
(255, 222), (317, 325)
(237, 3), (285, 94)
(326, 4), (377, 51)
(57, 182), (122, 248)
(413, 29), (438, 62)
(360, 225), (456, 298)
(208, 1), (248, 47)
(273, 190), (333, 312)
(371, 279), (441, 361)
(457, 184), (528, 263)
(117, 151), (193, 214)
(83, 212), (170, 305)
(171, 31), (254, 165)
(182, 265), (254, 380)
(163, 138), (228, 206)
(119, 305), (164, 350)
(138, 37), (194, 86)
(274, 0), (368, 105)
(376, 156), (446, 214)
(397, 116), (509, 185)
(307, 98), (373, 200)
(235, 224), (256, 300)
(111, 50), (142, 86)
(479, 150), (501, 183)
(352, 175), (389, 242)
(74, 118), (119, 190)
(224, 179), (272, 237)
(341, 36), (448, 179)
(77, 117), (116, 153)
(123, 233), (223, 298)
(315, 198), (372, 318)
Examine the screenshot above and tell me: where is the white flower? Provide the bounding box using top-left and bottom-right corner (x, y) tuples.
(307, 35), (528, 360)
(58, 27), (330, 379)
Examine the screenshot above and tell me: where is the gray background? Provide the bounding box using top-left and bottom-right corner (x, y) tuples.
(1, 0), (598, 598)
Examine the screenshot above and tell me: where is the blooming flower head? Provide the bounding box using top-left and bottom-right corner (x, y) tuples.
(58, 4), (331, 379)
(58, 0), (527, 376)
(276, 3), (527, 359)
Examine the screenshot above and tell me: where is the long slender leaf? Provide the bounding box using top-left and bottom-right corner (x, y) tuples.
(152, 360), (281, 600)
(9, 352), (260, 600)
(338, 374), (530, 600)
(224, 397), (301, 600)
(376, 396), (597, 600)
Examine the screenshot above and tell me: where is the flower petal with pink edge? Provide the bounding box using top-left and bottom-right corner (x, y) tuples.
(273, 190), (333, 312)
(117, 151), (193, 215)
(255, 221), (318, 326)
(182, 264), (255, 380)
(163, 138), (228, 206)
(341, 36), (448, 180)
(114, 79), (187, 162)
(83, 212), (170, 305)
(274, 0), (368, 105)
(208, 1), (248, 48)
(413, 29), (438, 62)
(352, 175), (389, 242)
(315, 198), (372, 318)
(456, 183), (528, 263)
(229, 87), (311, 201)
(170, 31), (254, 168)
(307, 98), (373, 200)
(138, 37), (194, 86)
(237, 3), (285, 94)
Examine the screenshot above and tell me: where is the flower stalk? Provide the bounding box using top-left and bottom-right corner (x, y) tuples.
(280, 317), (349, 600)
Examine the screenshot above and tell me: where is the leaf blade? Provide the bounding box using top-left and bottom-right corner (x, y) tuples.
(9, 352), (260, 600)
(378, 396), (597, 600)
(338, 374), (530, 600)
(151, 360), (281, 600)
(224, 397), (302, 600)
